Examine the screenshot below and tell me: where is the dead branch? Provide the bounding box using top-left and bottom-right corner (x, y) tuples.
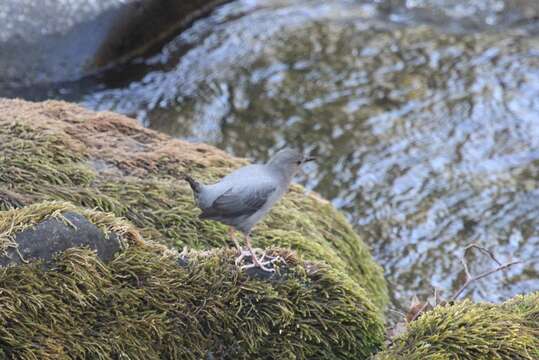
(408, 300), (430, 323)
(407, 243), (522, 323)
(450, 243), (521, 301)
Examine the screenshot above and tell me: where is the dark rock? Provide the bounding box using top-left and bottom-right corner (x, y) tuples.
(177, 255), (189, 267)
(0, 0), (229, 92)
(244, 266), (279, 280)
(0, 212), (121, 267)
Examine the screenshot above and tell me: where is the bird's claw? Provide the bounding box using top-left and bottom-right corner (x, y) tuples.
(234, 247), (266, 263)
(240, 261), (275, 272)
(239, 253), (282, 272)
(235, 250), (252, 266)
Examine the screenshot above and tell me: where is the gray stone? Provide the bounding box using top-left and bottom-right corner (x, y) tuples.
(0, 212), (121, 267)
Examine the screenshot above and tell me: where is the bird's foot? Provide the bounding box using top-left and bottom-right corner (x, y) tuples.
(234, 247), (266, 263)
(240, 252), (281, 272)
(235, 249), (252, 266)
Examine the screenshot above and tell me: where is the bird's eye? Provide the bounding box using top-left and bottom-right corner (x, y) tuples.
(296, 161), (302, 165)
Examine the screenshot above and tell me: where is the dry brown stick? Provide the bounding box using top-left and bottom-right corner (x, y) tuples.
(463, 243), (502, 266)
(409, 244), (521, 323)
(451, 243), (521, 301)
(450, 259), (522, 301)
(409, 300), (430, 323)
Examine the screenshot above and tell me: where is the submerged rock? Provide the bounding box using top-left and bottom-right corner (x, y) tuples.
(0, 0), (229, 93)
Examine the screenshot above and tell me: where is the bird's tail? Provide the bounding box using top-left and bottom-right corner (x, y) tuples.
(182, 174), (202, 193)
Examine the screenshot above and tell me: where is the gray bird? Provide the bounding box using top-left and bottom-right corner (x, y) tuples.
(184, 148), (315, 272)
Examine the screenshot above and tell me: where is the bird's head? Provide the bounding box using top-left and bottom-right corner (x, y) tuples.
(267, 148), (315, 179)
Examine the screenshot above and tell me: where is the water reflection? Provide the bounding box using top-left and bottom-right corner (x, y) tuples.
(10, 0), (539, 314)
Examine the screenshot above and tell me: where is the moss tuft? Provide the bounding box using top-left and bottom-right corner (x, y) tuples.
(503, 292), (539, 330)
(376, 294), (539, 360)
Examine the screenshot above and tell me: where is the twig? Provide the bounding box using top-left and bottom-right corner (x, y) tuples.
(451, 243), (521, 301)
(463, 243), (502, 266)
(409, 301), (430, 322)
(450, 259), (522, 301)
(408, 243), (522, 322)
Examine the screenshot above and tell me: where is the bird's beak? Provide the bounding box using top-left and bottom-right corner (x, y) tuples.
(303, 156), (316, 163)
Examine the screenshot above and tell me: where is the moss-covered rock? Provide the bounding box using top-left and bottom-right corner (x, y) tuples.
(376, 293), (539, 360)
(0, 201), (384, 359)
(1, 100), (536, 360)
(0, 98), (387, 309)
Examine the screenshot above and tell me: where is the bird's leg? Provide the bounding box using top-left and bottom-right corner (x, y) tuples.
(228, 227), (242, 251)
(231, 227), (252, 266)
(242, 233), (275, 272)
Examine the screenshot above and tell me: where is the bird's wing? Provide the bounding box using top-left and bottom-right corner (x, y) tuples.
(201, 182), (276, 219)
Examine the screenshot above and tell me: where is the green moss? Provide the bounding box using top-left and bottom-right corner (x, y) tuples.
(0, 203), (384, 359)
(503, 292), (539, 330)
(376, 294), (539, 360)
(0, 106), (388, 310)
(0, 123), (93, 187)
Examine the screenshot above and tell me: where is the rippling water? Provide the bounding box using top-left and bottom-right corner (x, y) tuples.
(7, 0), (539, 316)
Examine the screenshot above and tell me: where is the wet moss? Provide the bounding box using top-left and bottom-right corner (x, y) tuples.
(376, 294), (539, 360)
(0, 202), (384, 359)
(0, 99), (388, 309)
